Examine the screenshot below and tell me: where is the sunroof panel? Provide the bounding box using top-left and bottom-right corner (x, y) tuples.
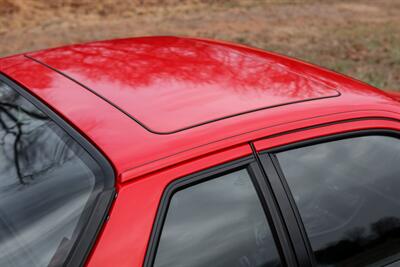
(29, 37), (340, 133)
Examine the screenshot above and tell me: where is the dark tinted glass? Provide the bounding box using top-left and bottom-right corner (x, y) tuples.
(153, 169), (282, 267)
(0, 81), (107, 266)
(276, 135), (400, 267)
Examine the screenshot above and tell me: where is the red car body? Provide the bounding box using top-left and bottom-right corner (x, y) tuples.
(1, 36), (399, 267)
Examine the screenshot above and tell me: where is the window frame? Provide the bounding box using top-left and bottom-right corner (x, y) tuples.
(258, 129), (400, 267)
(144, 155), (297, 267)
(0, 74), (116, 267)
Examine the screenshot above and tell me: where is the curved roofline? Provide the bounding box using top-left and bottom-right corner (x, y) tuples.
(26, 36), (344, 134)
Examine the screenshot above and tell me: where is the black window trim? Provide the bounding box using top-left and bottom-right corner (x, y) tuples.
(144, 155), (298, 267)
(256, 153), (313, 267)
(258, 128), (400, 267)
(0, 73), (116, 267)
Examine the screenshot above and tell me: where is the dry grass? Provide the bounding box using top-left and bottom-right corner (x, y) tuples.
(1, 0), (399, 90)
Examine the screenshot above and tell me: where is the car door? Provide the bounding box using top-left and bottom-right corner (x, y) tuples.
(255, 119), (400, 267)
(143, 155), (298, 267)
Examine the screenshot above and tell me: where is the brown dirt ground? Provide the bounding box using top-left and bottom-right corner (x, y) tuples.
(0, 0), (399, 90)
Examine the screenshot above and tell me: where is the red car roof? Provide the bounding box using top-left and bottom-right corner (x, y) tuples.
(27, 37), (341, 133)
(1, 36), (398, 183)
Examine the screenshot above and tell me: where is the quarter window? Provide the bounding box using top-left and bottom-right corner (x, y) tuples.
(153, 169), (282, 267)
(0, 80), (111, 266)
(275, 135), (400, 266)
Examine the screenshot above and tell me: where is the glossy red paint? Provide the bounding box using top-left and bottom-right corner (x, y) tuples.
(386, 90), (400, 102)
(89, 119), (400, 267)
(88, 144), (252, 267)
(1, 36), (400, 267)
(1, 37), (397, 183)
(26, 37), (340, 133)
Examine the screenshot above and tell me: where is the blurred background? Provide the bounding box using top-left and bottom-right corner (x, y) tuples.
(0, 0), (399, 90)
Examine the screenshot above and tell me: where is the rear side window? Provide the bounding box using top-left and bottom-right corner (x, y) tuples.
(275, 135), (400, 266)
(0, 80), (112, 266)
(153, 169), (282, 267)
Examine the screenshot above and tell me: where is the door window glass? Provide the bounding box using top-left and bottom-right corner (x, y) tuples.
(276, 135), (400, 266)
(154, 169), (282, 267)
